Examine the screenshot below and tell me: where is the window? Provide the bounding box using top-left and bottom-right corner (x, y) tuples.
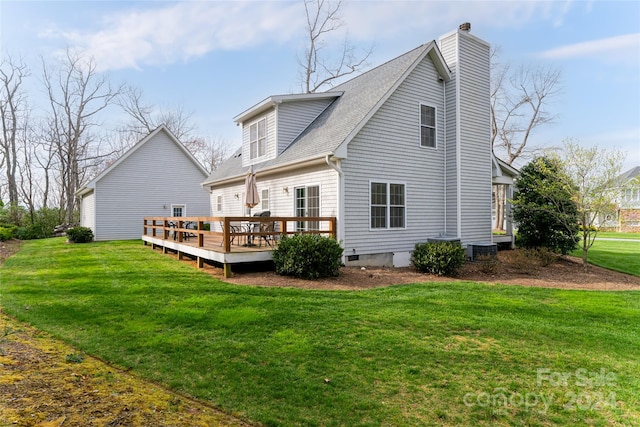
(370, 182), (405, 229)
(216, 195), (222, 212)
(249, 118), (267, 159)
(261, 189), (269, 211)
(420, 104), (436, 148)
(172, 204), (185, 217)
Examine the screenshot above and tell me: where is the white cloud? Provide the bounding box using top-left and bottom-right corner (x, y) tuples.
(42, 0), (583, 71)
(341, 0), (576, 41)
(537, 33), (640, 64)
(49, 1), (304, 71)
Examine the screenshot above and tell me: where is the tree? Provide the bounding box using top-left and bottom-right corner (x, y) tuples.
(42, 49), (121, 223)
(491, 48), (562, 231)
(116, 85), (230, 173)
(299, 0), (372, 93)
(117, 85), (196, 143)
(0, 56), (30, 218)
(183, 136), (231, 173)
(512, 156), (579, 254)
(559, 139), (625, 267)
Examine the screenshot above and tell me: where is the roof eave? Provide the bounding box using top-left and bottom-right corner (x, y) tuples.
(233, 92), (343, 124)
(203, 153), (331, 188)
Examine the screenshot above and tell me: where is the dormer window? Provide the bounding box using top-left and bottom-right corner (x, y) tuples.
(250, 118), (267, 159)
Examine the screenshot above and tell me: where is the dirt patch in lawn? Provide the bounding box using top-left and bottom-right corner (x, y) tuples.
(2, 242), (639, 426)
(0, 311), (252, 427)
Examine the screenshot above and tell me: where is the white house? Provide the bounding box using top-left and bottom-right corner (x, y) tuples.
(202, 23), (494, 266)
(77, 126), (210, 241)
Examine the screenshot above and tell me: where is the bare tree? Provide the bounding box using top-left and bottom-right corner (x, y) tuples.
(42, 49), (121, 223)
(183, 135), (232, 173)
(0, 56), (30, 214)
(299, 0), (373, 93)
(118, 85), (196, 144)
(491, 47), (562, 230)
(116, 85), (230, 173)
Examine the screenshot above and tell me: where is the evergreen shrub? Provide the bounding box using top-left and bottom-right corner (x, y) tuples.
(272, 234), (343, 280)
(411, 241), (466, 276)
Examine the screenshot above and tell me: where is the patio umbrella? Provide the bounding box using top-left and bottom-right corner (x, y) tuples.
(244, 165), (260, 215)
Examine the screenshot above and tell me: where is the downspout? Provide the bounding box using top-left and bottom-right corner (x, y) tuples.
(455, 33), (462, 239)
(442, 78), (447, 233)
(325, 154), (344, 257)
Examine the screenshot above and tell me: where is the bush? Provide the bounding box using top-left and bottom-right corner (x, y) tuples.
(66, 226), (94, 243)
(13, 226), (40, 240)
(272, 234), (343, 280)
(0, 226), (16, 241)
(411, 241), (467, 276)
(477, 254), (500, 275)
(534, 247), (559, 267)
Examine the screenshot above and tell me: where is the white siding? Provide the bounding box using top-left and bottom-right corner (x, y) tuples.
(209, 164), (337, 233)
(440, 30), (492, 245)
(341, 56), (446, 256)
(80, 191), (96, 234)
(276, 99), (333, 154)
(94, 130), (210, 241)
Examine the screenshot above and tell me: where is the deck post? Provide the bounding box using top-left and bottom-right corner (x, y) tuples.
(198, 220), (204, 247)
(197, 256), (204, 268)
(223, 218), (231, 253)
(330, 217), (337, 239)
(223, 263), (232, 278)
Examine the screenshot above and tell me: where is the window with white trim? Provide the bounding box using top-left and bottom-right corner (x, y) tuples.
(216, 195), (223, 212)
(370, 182), (405, 229)
(249, 118), (267, 159)
(261, 189), (269, 211)
(420, 104), (436, 148)
(172, 204), (185, 217)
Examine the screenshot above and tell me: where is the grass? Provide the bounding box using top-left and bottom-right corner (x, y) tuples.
(572, 237), (640, 276)
(1, 238), (639, 426)
(596, 232), (640, 240)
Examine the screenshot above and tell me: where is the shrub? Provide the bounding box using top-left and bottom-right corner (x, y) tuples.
(14, 225), (41, 240)
(533, 247), (559, 267)
(411, 241), (466, 276)
(0, 226), (16, 241)
(477, 254), (500, 275)
(66, 226), (94, 243)
(272, 234), (343, 280)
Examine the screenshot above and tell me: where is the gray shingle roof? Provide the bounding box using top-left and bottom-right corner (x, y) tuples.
(620, 166), (640, 182)
(204, 41), (443, 185)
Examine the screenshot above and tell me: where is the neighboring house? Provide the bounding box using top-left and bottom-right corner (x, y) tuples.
(77, 126), (210, 241)
(617, 166), (640, 232)
(202, 23), (493, 267)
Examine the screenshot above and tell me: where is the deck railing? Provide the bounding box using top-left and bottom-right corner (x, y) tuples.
(143, 216), (337, 253)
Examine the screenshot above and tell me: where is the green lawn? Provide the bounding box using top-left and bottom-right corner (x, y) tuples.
(572, 237), (640, 276)
(596, 232), (640, 240)
(1, 238), (639, 426)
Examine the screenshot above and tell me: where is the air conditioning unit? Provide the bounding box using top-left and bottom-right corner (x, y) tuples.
(467, 243), (497, 261)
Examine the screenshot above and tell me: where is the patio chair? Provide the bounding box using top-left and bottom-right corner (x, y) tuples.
(219, 221), (243, 246)
(257, 221), (276, 247)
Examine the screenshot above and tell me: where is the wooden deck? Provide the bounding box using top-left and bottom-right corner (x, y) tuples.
(142, 216), (337, 277)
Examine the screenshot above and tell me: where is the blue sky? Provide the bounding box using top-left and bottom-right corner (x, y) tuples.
(1, 0), (639, 171)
